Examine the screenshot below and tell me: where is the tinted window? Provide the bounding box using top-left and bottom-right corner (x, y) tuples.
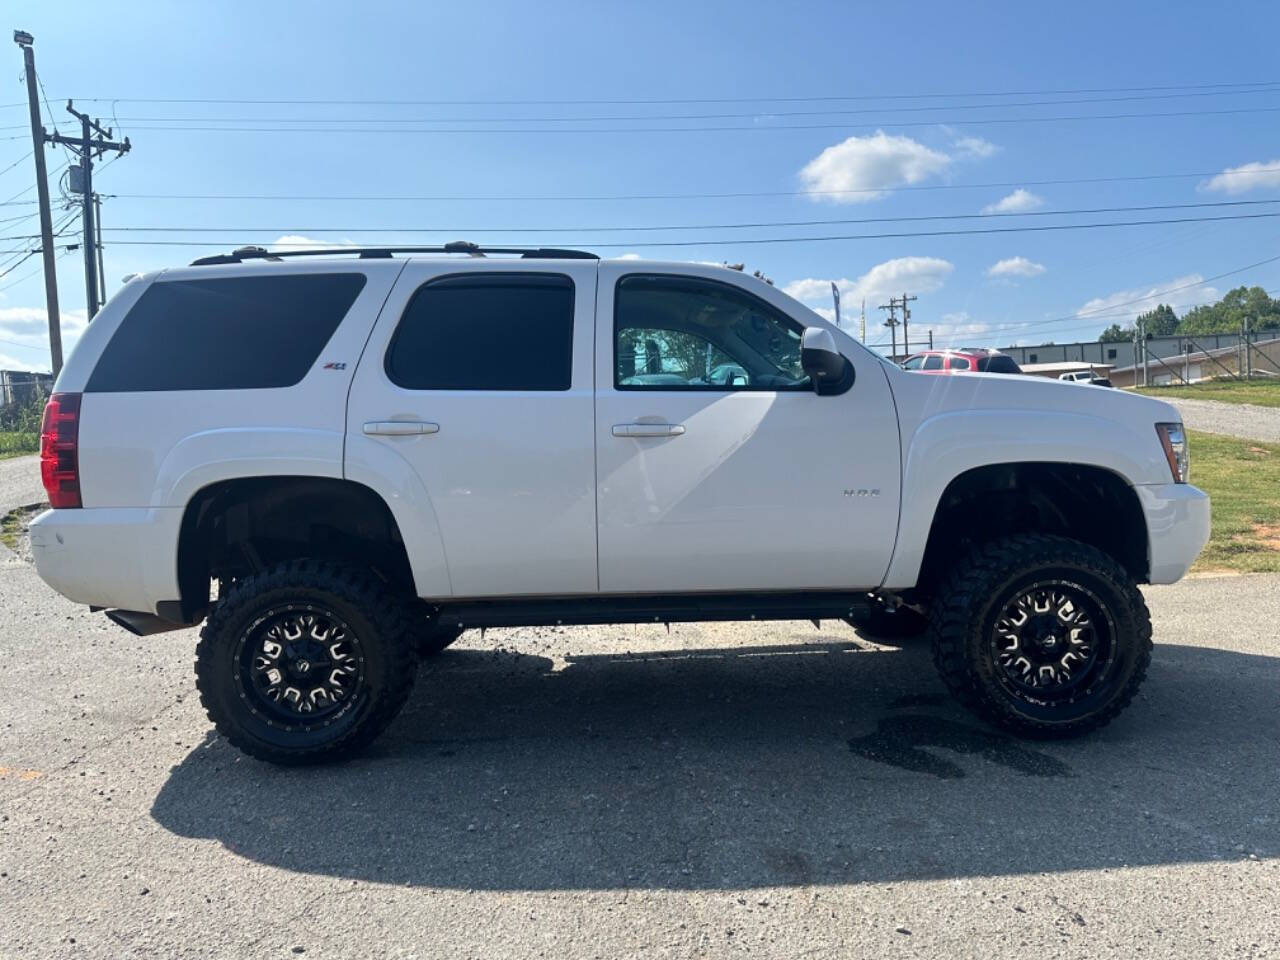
(86, 273), (366, 392)
(922, 355), (944, 370)
(386, 273), (574, 391)
(977, 354), (1022, 374)
(949, 356), (972, 370)
(615, 274), (807, 390)
(901, 355), (925, 370)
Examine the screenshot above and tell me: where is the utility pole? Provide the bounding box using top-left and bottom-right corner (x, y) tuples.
(1243, 316), (1252, 379)
(878, 300), (899, 359)
(928, 329), (934, 350)
(48, 101), (129, 320)
(860, 298), (866, 343)
(93, 193), (105, 310)
(14, 30), (63, 377)
(897, 292), (917, 355)
(1141, 320), (1150, 387)
(1136, 321), (1146, 386)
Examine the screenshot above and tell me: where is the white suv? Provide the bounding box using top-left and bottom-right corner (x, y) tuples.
(31, 244), (1210, 763)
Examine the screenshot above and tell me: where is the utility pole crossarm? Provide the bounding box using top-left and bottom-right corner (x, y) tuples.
(46, 100), (131, 320)
(45, 131), (131, 154)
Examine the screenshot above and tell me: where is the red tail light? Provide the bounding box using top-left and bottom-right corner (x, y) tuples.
(40, 392), (82, 509)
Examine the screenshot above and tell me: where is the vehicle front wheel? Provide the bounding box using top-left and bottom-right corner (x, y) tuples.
(930, 534), (1152, 738)
(195, 560), (417, 765)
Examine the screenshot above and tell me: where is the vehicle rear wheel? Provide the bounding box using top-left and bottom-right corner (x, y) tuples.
(930, 533), (1152, 738)
(196, 560), (417, 765)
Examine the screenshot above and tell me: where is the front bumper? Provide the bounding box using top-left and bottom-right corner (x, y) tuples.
(1134, 482), (1211, 583)
(29, 507), (183, 614)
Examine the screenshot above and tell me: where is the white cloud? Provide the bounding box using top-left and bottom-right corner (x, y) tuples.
(987, 256), (1047, 279)
(1076, 274), (1219, 328)
(615, 253), (643, 260)
(932, 311), (993, 342)
(798, 131), (951, 204)
(783, 256), (954, 327)
(981, 189), (1045, 215)
(0, 351), (47, 372)
(0, 306), (88, 370)
(1199, 159), (1280, 195)
(271, 234), (356, 249)
(953, 135), (999, 159)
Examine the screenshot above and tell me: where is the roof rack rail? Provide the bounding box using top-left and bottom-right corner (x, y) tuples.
(189, 241), (599, 266)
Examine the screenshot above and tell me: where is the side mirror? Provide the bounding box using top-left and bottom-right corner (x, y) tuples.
(801, 327), (855, 395)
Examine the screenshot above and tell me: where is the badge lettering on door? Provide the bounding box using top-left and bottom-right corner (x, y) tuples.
(843, 488), (880, 497)
(323, 362), (347, 370)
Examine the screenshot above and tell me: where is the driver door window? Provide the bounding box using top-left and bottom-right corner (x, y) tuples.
(614, 274), (808, 390)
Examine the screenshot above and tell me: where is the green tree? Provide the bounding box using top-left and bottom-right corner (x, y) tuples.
(1098, 323), (1131, 342)
(1177, 286), (1280, 335)
(1135, 303), (1178, 336)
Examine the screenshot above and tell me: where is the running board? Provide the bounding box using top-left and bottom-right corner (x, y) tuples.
(104, 609), (192, 636)
(434, 592), (874, 630)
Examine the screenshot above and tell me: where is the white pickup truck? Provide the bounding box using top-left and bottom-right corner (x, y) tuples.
(31, 244), (1210, 764)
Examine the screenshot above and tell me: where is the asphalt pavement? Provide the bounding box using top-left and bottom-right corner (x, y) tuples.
(3, 454), (1278, 957)
(2, 499), (1278, 956)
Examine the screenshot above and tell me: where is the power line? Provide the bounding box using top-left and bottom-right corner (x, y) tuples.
(15, 208), (1280, 253)
(43, 197), (1280, 240)
(886, 254), (1280, 343)
(88, 104), (1280, 135)
(0, 149), (33, 178)
(31, 78), (1280, 107)
(12, 166), (1266, 206)
(6, 86), (1277, 128)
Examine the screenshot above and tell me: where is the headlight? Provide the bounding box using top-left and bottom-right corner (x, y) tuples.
(1156, 422), (1189, 483)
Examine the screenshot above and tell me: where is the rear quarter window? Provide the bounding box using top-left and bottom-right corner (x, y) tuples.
(85, 273), (367, 392)
(385, 273), (574, 391)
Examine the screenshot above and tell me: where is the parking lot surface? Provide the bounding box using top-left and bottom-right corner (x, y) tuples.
(2, 511), (1278, 959)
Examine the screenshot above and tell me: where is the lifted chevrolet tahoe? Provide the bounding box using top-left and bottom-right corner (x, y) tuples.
(31, 243), (1210, 764)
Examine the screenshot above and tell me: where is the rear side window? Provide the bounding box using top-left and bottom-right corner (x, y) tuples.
(977, 354), (1022, 374)
(386, 273), (574, 391)
(949, 356), (972, 370)
(86, 273), (366, 392)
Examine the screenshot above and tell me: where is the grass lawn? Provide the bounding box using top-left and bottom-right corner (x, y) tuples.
(1135, 376), (1280, 408)
(1187, 429), (1280, 573)
(0, 432), (38, 460)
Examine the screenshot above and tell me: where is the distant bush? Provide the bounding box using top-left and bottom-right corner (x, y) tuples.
(0, 432), (39, 456)
(0, 384), (47, 434)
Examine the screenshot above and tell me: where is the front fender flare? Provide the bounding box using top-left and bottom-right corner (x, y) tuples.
(881, 409), (1163, 589)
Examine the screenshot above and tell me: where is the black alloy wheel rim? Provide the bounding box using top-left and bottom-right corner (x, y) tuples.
(989, 579), (1116, 705)
(234, 605), (366, 730)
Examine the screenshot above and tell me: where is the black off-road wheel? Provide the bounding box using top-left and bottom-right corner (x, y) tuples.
(196, 560), (417, 765)
(930, 534), (1152, 738)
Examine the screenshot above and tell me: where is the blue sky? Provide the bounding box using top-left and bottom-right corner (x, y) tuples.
(3, 0), (1280, 370)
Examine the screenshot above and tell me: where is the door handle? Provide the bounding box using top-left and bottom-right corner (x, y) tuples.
(363, 420), (440, 436)
(612, 423), (686, 438)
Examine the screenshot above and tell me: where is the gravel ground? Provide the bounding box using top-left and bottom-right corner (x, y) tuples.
(0, 455), (42, 518)
(1164, 397), (1280, 443)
